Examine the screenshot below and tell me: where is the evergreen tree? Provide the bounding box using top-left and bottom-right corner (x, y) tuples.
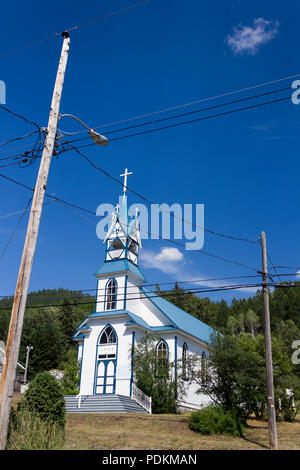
(20, 371), (66, 428)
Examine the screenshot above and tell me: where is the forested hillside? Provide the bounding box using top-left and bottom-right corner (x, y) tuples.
(156, 281), (300, 334)
(0, 289), (95, 378)
(0, 282), (299, 379)
(157, 281), (300, 379)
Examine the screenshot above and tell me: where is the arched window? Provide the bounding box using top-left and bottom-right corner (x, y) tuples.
(99, 325), (117, 345)
(106, 278), (117, 310)
(201, 351), (207, 385)
(182, 343), (188, 380)
(156, 340), (168, 369)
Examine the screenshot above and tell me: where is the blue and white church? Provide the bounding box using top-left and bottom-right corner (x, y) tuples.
(68, 170), (215, 414)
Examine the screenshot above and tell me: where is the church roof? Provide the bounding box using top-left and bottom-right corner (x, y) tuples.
(94, 259), (146, 282)
(140, 287), (216, 344)
(125, 311), (177, 332)
(78, 309), (177, 334)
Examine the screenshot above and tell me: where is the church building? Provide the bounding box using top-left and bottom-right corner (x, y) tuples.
(67, 170), (215, 414)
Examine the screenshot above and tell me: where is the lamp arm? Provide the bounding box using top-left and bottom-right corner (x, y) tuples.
(59, 113), (91, 131)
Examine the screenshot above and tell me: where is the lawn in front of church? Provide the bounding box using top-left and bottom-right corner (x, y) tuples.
(65, 412), (300, 450)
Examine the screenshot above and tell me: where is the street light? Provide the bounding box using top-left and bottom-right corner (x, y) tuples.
(23, 346), (33, 385)
(59, 113), (109, 146)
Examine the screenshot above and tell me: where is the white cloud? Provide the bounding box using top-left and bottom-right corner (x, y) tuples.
(226, 18), (279, 55)
(297, 270), (300, 278)
(141, 247), (258, 294)
(155, 247), (183, 262)
(141, 247), (184, 275)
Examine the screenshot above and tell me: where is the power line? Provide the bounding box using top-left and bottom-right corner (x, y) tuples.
(2, 87), (289, 166)
(0, 131), (39, 148)
(59, 94), (291, 154)
(39, 176), (263, 273)
(65, 0), (151, 34)
(0, 173), (98, 216)
(59, 73), (300, 137)
(107, 95), (291, 143)
(0, 282), (265, 310)
(3, 280), (299, 310)
(0, 171), (260, 274)
(0, 208), (32, 220)
(0, 274), (265, 300)
(0, 273), (298, 301)
(270, 266), (300, 271)
(0, 104), (40, 130)
(0, 0), (151, 59)
(65, 144), (259, 246)
(0, 197), (32, 261)
(267, 253), (283, 284)
(0, 141), (45, 158)
(0, 160), (29, 169)
(60, 86), (291, 145)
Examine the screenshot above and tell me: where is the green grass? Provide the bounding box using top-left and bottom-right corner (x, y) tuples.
(64, 412), (300, 450)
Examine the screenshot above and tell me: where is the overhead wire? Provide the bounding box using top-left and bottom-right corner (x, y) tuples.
(59, 86), (291, 144)
(0, 273), (298, 301)
(0, 104), (40, 129)
(0, 170), (260, 274)
(0, 282), (265, 310)
(0, 274), (264, 299)
(59, 73), (300, 137)
(0, 196), (33, 260)
(0, 130), (39, 148)
(0, 0), (151, 59)
(0, 172), (98, 216)
(63, 143), (260, 246)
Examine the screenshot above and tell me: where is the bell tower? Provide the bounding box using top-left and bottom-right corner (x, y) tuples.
(104, 169), (141, 266)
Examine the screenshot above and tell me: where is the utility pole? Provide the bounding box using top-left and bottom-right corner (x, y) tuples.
(261, 231), (278, 450)
(23, 345), (33, 385)
(0, 32), (70, 450)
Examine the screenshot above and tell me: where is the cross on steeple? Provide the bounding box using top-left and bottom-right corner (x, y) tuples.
(120, 168), (133, 194)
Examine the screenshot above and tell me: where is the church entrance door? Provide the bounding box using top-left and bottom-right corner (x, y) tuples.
(95, 358), (116, 394)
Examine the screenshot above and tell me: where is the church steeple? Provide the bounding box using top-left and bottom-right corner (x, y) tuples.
(103, 169), (141, 266)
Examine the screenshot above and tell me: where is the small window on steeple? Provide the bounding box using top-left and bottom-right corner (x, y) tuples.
(106, 279), (117, 310)
(127, 238), (138, 255)
(112, 239), (123, 250)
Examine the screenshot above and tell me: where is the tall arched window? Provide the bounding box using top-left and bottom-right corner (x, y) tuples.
(182, 343), (188, 380)
(156, 340), (168, 369)
(95, 325), (118, 394)
(106, 278), (117, 310)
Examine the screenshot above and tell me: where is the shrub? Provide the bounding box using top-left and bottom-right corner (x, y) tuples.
(189, 405), (243, 437)
(133, 333), (186, 414)
(61, 355), (80, 395)
(7, 408), (65, 450)
(20, 371), (66, 428)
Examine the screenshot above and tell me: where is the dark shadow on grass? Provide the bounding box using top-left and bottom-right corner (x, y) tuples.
(240, 421), (269, 450)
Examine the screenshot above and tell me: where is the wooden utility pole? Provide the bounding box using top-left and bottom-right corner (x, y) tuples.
(261, 231), (278, 450)
(0, 32), (70, 450)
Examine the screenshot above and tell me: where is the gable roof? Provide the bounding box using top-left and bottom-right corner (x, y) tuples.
(72, 309), (177, 340)
(140, 287), (216, 344)
(94, 259), (146, 282)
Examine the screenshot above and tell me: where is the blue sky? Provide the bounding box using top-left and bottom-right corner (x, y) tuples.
(0, 0), (300, 303)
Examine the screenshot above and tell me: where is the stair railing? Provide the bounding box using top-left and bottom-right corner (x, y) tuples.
(76, 393), (81, 409)
(131, 383), (152, 413)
